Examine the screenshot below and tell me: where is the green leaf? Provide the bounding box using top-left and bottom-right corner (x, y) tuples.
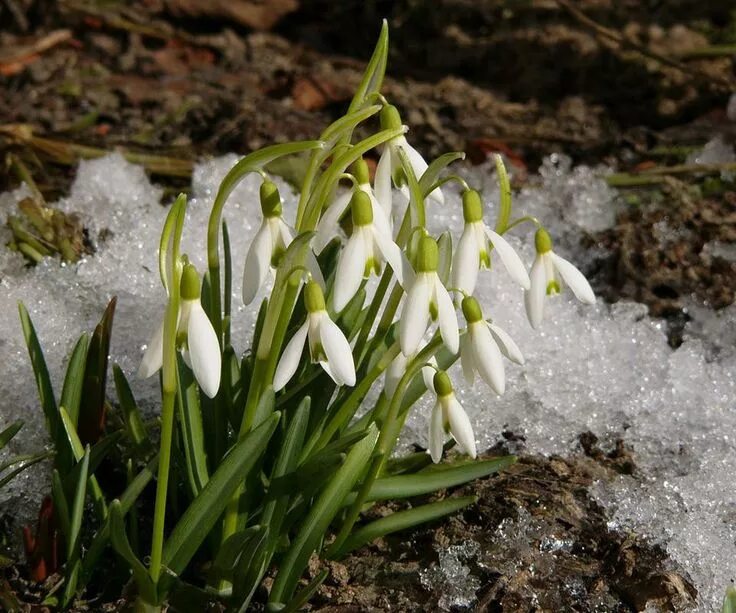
(365, 456), (515, 502)
(59, 333), (90, 426)
(0, 421), (22, 450)
(109, 499), (157, 604)
(0, 453), (50, 489)
(51, 470), (71, 542)
(209, 525), (267, 584)
(418, 151), (465, 197)
(113, 364), (151, 452)
(279, 569), (328, 613)
(78, 297), (116, 446)
(162, 413), (280, 577)
(269, 424), (379, 605)
(348, 20), (388, 112)
(723, 586), (736, 613)
(437, 231), (452, 287)
(63, 430), (122, 496)
(222, 219), (233, 346)
(176, 354), (209, 498)
(18, 302), (70, 470)
(335, 495), (477, 556)
(61, 446), (90, 606)
(396, 147), (426, 228)
(494, 154), (512, 234)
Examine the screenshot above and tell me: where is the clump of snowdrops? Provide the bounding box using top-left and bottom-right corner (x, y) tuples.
(17, 22), (595, 611)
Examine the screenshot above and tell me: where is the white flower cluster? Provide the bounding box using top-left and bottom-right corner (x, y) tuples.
(139, 104), (596, 463)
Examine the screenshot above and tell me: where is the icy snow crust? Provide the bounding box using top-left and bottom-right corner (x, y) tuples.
(0, 152), (734, 611)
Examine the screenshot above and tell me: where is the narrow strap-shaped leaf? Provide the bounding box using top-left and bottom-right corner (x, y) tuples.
(723, 586), (736, 613)
(335, 496), (477, 557)
(50, 470), (71, 542)
(113, 364), (151, 452)
(347, 19), (388, 112)
(362, 456), (515, 502)
(494, 154), (513, 234)
(418, 151), (465, 197)
(0, 421), (22, 449)
(109, 500), (157, 604)
(222, 219), (233, 347)
(0, 453), (50, 489)
(63, 431), (122, 496)
(81, 455), (158, 584)
(253, 386), (275, 429)
(59, 333), (90, 426)
(176, 354), (209, 497)
(162, 412), (280, 577)
(279, 569), (329, 613)
(268, 424), (379, 605)
(61, 446), (90, 607)
(209, 525), (266, 584)
(18, 303), (70, 471)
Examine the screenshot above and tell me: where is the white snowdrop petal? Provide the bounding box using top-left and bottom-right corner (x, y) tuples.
(319, 316), (356, 386)
(138, 318), (164, 378)
(187, 302), (221, 398)
(314, 190), (352, 253)
(486, 228), (531, 290)
(273, 320), (309, 391)
(277, 219), (294, 250)
(374, 147), (393, 218)
(422, 356), (437, 392)
(445, 395), (476, 459)
(429, 400), (445, 464)
(242, 222), (272, 305)
(319, 359), (344, 386)
(488, 323), (525, 365)
(434, 278), (460, 354)
(306, 250), (326, 290)
(401, 141), (444, 204)
(400, 275), (431, 356)
(471, 322), (505, 395)
(524, 254), (547, 329)
(459, 333), (475, 383)
(550, 252), (596, 305)
(385, 353), (407, 398)
(452, 226), (480, 297)
(332, 231), (367, 312)
(365, 188), (393, 238)
(372, 228), (407, 287)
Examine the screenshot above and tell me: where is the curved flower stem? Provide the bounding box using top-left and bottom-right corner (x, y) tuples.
(149, 194), (187, 587)
(502, 215), (542, 234)
(493, 154), (513, 234)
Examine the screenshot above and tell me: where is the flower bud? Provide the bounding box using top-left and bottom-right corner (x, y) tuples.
(535, 228), (553, 254)
(304, 279), (326, 313)
(380, 104), (403, 131)
(180, 263), (201, 300)
(433, 371), (453, 397)
(260, 179), (282, 218)
(350, 190), (374, 227)
(462, 189), (483, 224)
(416, 236), (439, 273)
(461, 296), (483, 324)
(351, 157), (371, 185)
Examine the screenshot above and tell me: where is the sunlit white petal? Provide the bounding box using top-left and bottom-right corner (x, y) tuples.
(138, 319), (164, 378)
(485, 228), (531, 290)
(429, 400), (445, 464)
(400, 274), (432, 355)
(471, 322), (505, 395)
(365, 188), (393, 237)
(385, 352), (407, 398)
(333, 231), (367, 312)
(459, 333), (475, 383)
(273, 320), (309, 391)
(319, 316), (356, 386)
(372, 228), (407, 287)
(314, 190), (352, 253)
(374, 147), (393, 218)
(525, 254), (547, 329)
(242, 222), (272, 305)
(401, 141), (444, 204)
(187, 301), (221, 398)
(488, 323), (524, 365)
(550, 252), (596, 305)
(444, 395), (476, 458)
(452, 225), (480, 296)
(434, 278), (459, 354)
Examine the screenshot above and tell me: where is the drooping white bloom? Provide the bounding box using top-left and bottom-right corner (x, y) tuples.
(428, 371), (476, 464)
(525, 228), (596, 329)
(452, 189), (530, 297)
(139, 263), (221, 398)
(332, 190), (410, 312)
(400, 236), (459, 356)
(243, 180), (324, 305)
(374, 105), (443, 218)
(273, 280), (356, 391)
(314, 158), (392, 253)
(459, 296), (524, 396)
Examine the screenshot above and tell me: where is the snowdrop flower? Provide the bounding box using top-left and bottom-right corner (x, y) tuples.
(525, 228), (596, 329)
(400, 236), (459, 356)
(428, 371), (476, 463)
(273, 280), (356, 391)
(460, 296), (524, 395)
(374, 104), (443, 218)
(332, 190), (408, 312)
(452, 189), (530, 297)
(139, 263), (221, 398)
(314, 158), (392, 253)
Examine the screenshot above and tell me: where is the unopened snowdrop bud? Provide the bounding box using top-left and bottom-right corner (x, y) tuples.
(400, 236), (459, 356)
(460, 296), (524, 396)
(242, 180), (294, 305)
(525, 228), (596, 329)
(452, 189), (530, 298)
(273, 280), (356, 391)
(179, 263), (221, 398)
(332, 190), (408, 312)
(351, 157), (371, 186)
(375, 104), (444, 217)
(429, 371), (476, 463)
